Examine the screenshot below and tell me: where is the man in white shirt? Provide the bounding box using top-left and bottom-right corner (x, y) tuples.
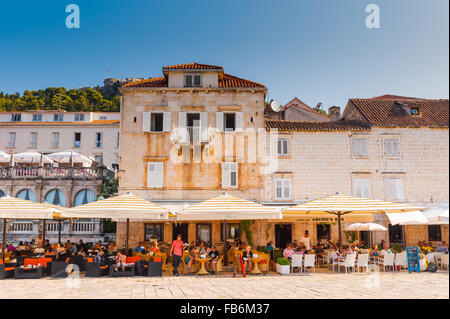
(300, 231), (311, 253)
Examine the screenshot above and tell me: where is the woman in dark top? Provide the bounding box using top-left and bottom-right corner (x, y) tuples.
(242, 245), (253, 273)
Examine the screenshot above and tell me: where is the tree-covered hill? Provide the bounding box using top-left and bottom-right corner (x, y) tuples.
(0, 84), (121, 112)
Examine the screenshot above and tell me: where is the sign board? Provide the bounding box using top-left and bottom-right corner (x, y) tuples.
(406, 246), (420, 273)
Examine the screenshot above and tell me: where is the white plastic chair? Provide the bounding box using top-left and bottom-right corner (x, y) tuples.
(303, 254), (316, 272)
(382, 254), (395, 272)
(440, 254), (449, 271)
(356, 254), (369, 272)
(338, 254), (356, 273)
(290, 254), (303, 273)
(425, 253), (436, 264)
(394, 253), (408, 271)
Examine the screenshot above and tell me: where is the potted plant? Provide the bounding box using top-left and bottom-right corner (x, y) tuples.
(276, 257), (290, 275)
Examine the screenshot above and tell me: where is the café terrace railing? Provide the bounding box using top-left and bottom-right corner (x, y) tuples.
(7, 220), (97, 234)
(0, 166), (108, 179)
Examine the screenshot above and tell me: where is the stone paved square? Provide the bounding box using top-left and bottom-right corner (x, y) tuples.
(0, 271), (448, 299)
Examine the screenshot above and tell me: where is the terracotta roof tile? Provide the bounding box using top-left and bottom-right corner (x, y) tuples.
(0, 120), (119, 126)
(219, 74), (265, 89)
(265, 119), (369, 131)
(346, 98), (449, 128)
(121, 77), (168, 88)
(163, 63), (223, 71)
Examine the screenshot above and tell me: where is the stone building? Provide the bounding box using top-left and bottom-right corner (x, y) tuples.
(117, 63), (449, 252)
(264, 97), (329, 122)
(0, 111), (120, 169)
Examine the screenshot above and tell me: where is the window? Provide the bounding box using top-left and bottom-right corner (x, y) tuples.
(74, 189), (96, 207)
(11, 114), (21, 122)
(151, 113), (164, 132)
(32, 114), (42, 122)
(352, 138), (368, 156)
(389, 225), (404, 244)
(74, 132), (81, 148)
(220, 223), (240, 241)
(53, 114), (64, 122)
(275, 178), (291, 200)
(428, 225), (441, 242)
(385, 178), (405, 201)
(410, 107), (420, 115)
(74, 114), (85, 121)
(147, 162), (163, 188)
(99, 116), (107, 120)
(52, 133), (59, 148)
(224, 113), (236, 132)
(30, 132), (38, 148)
(216, 112), (243, 132)
(385, 139), (400, 157)
(44, 189), (67, 206)
(145, 223), (164, 241)
(8, 132), (16, 148)
(95, 132), (102, 147)
(196, 223), (212, 245)
(143, 112), (171, 132)
(353, 177), (371, 198)
(16, 189), (36, 202)
(94, 155), (103, 165)
(184, 74), (202, 87)
(276, 138), (289, 156)
(221, 162), (238, 188)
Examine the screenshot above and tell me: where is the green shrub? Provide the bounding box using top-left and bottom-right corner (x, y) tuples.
(391, 243), (403, 254)
(276, 257), (290, 265)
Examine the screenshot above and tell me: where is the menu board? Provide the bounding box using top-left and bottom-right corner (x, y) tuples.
(406, 246), (420, 273)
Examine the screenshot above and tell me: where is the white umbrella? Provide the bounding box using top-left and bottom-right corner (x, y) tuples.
(47, 150), (93, 167)
(0, 150), (10, 163)
(345, 222), (387, 232)
(422, 205), (449, 224)
(386, 211), (429, 226)
(14, 151), (54, 164)
(345, 222), (387, 248)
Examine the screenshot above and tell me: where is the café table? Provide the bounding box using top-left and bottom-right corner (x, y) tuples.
(249, 257), (263, 275)
(195, 257), (211, 275)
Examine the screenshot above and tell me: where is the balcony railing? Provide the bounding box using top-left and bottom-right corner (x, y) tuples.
(71, 221), (96, 233)
(45, 222), (60, 232)
(0, 166), (109, 179)
(187, 126), (201, 143)
(10, 221), (34, 233)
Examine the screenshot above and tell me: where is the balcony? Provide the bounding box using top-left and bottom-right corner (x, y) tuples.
(71, 221), (96, 233)
(0, 166), (112, 180)
(187, 126), (201, 143)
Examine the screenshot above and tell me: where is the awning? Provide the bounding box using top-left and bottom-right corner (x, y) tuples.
(0, 196), (59, 219)
(177, 194), (282, 221)
(60, 193), (169, 221)
(13, 150), (54, 164)
(345, 223), (387, 232)
(422, 205), (449, 224)
(386, 211), (429, 226)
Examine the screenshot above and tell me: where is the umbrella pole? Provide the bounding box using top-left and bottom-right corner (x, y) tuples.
(125, 218), (130, 256)
(42, 219), (46, 245)
(2, 219), (6, 262)
(337, 212), (342, 247)
(223, 219), (228, 265)
(58, 220), (62, 243)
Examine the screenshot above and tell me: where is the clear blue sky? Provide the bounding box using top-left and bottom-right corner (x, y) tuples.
(0, 0), (448, 110)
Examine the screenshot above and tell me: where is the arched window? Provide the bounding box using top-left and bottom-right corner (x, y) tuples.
(16, 189), (36, 202)
(44, 189), (67, 206)
(0, 189), (6, 198)
(74, 189), (96, 207)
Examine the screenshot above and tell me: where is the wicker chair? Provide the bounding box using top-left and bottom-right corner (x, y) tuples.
(0, 260), (16, 279)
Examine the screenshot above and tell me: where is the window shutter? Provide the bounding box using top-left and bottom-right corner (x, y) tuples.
(216, 112), (223, 132)
(221, 162), (230, 188)
(147, 162), (163, 188)
(142, 112), (151, 132)
(200, 112), (208, 141)
(178, 112), (187, 142)
(354, 178), (370, 198)
(163, 112), (171, 132)
(235, 112), (243, 132)
(275, 180), (282, 199)
(283, 179), (290, 199)
(396, 179), (404, 200)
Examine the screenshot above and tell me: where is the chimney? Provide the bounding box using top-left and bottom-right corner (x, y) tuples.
(328, 106), (341, 121)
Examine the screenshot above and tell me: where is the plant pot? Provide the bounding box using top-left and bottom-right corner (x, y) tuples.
(276, 263), (290, 275)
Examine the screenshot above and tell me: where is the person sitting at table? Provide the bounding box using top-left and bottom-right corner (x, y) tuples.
(292, 240), (299, 249)
(150, 242), (160, 253)
(107, 242), (118, 254)
(207, 246), (220, 274)
(76, 240), (85, 252)
(436, 241), (448, 254)
(242, 245), (253, 273)
(77, 247), (87, 257)
(300, 231), (312, 253)
(264, 241), (274, 259)
(370, 245), (382, 263)
(332, 247), (344, 264)
(185, 246), (198, 274)
(360, 241), (366, 249)
(134, 242), (146, 254)
(16, 241), (25, 251)
(380, 244), (391, 257)
(283, 243), (295, 262)
(6, 242), (16, 252)
(94, 240), (103, 251)
(33, 244), (45, 255)
(94, 249), (106, 265)
(199, 241), (210, 255)
(43, 239), (50, 250)
(114, 250), (127, 272)
(315, 244), (324, 262)
(421, 242), (433, 254)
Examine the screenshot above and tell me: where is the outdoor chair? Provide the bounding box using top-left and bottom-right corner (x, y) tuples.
(85, 259), (109, 277)
(142, 261), (163, 277)
(0, 260), (16, 279)
(216, 256), (224, 275)
(356, 254), (369, 272)
(70, 255), (86, 272)
(338, 254), (356, 273)
(394, 253), (408, 271)
(440, 254), (449, 271)
(381, 254), (395, 272)
(51, 257), (70, 278)
(290, 254), (303, 273)
(303, 254), (316, 272)
(257, 253), (270, 274)
(109, 257), (136, 277)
